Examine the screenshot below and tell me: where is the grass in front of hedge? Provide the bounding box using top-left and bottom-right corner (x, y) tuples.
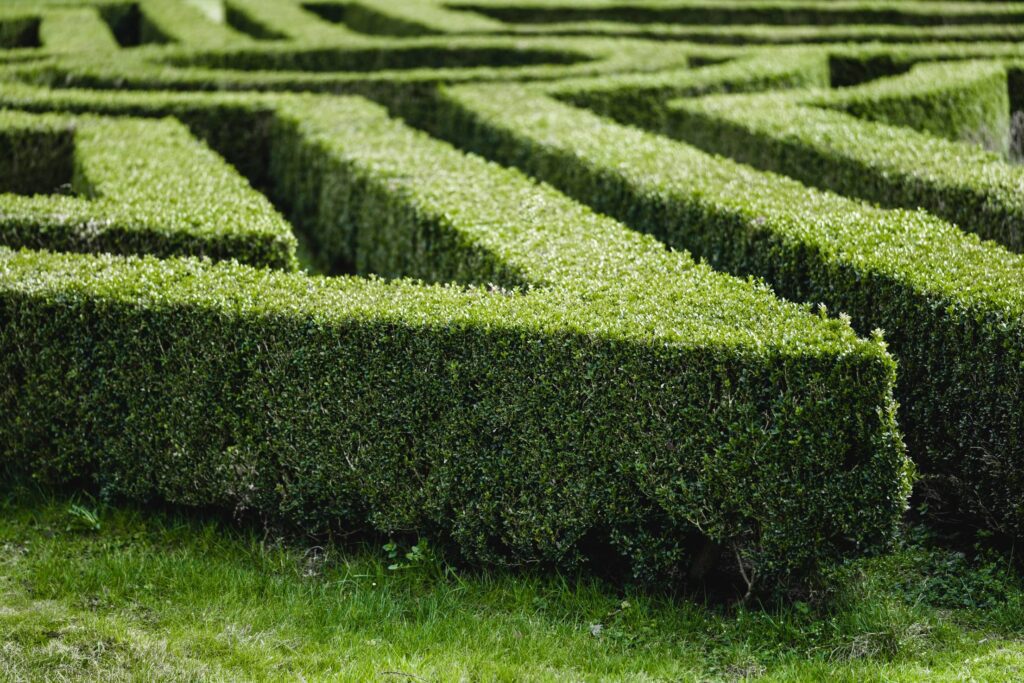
(2, 491), (1023, 682)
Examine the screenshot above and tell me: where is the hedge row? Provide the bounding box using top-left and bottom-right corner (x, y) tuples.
(0, 0), (249, 52)
(443, 0), (1024, 26)
(811, 60), (1011, 155)
(138, 0), (252, 48)
(0, 109), (296, 269)
(10, 35), (691, 94)
(823, 43), (1024, 87)
(222, 0), (363, 42)
(546, 51), (828, 134)
(499, 20), (1024, 45)
(304, 0), (506, 36)
(664, 86), (1024, 252)
(427, 82), (1024, 539)
(38, 7), (119, 53)
(0, 89), (911, 585)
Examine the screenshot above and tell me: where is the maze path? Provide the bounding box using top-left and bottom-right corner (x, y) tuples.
(2, 0), (1023, 587)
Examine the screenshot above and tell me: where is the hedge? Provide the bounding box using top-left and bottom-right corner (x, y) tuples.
(137, 0), (253, 48)
(0, 109), (296, 269)
(9, 35), (692, 94)
(304, 0), (506, 36)
(443, 0), (1024, 26)
(499, 20), (1024, 45)
(811, 60), (1011, 155)
(0, 90), (912, 586)
(38, 7), (119, 53)
(662, 88), (1024, 252)
(546, 51), (828, 135)
(222, 0), (364, 42)
(428, 82), (1024, 539)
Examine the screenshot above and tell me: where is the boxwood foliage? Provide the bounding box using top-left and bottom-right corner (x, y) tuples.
(664, 88), (1024, 252)
(544, 50), (829, 134)
(441, 0), (1024, 27)
(0, 109), (296, 269)
(303, 0), (505, 36)
(499, 20), (1024, 46)
(38, 7), (119, 53)
(810, 60), (1011, 156)
(137, 0), (253, 48)
(0, 93), (911, 587)
(9, 34), (691, 95)
(428, 82), (1024, 540)
(223, 0), (357, 42)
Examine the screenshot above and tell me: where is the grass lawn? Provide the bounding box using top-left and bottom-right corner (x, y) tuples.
(2, 490), (1023, 682)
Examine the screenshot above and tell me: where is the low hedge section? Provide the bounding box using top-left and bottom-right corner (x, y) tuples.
(0, 109), (296, 269)
(810, 60), (1011, 155)
(442, 0), (1024, 27)
(500, 20), (1024, 46)
(546, 51), (828, 134)
(8, 35), (691, 94)
(0, 92), (912, 586)
(304, 0), (505, 36)
(664, 89), (1024, 252)
(428, 82), (1024, 539)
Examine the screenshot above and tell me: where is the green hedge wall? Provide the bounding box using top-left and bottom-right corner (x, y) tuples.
(0, 90), (912, 586)
(428, 82), (1024, 539)
(0, 110), (296, 269)
(812, 60), (1011, 156)
(442, 0), (1024, 26)
(547, 51), (828, 134)
(665, 90), (1024, 251)
(9, 35), (691, 94)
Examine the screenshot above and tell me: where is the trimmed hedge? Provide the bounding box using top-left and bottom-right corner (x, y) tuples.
(9, 35), (692, 94)
(443, 0), (1024, 26)
(547, 51), (828, 135)
(223, 0), (363, 42)
(138, 0), (253, 47)
(428, 82), (1024, 539)
(38, 7), (119, 53)
(663, 88), (1024, 251)
(0, 90), (912, 585)
(304, 0), (506, 36)
(0, 110), (296, 269)
(812, 61), (1011, 155)
(499, 20), (1024, 45)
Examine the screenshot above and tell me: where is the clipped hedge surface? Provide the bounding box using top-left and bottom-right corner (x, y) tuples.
(9, 35), (691, 94)
(428, 82), (1024, 538)
(546, 51), (828, 134)
(443, 0), (1024, 27)
(664, 89), (1024, 252)
(811, 60), (1011, 155)
(0, 88), (913, 585)
(0, 109), (297, 269)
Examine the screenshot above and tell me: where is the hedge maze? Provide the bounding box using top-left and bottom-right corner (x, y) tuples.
(3, 0), (1024, 590)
